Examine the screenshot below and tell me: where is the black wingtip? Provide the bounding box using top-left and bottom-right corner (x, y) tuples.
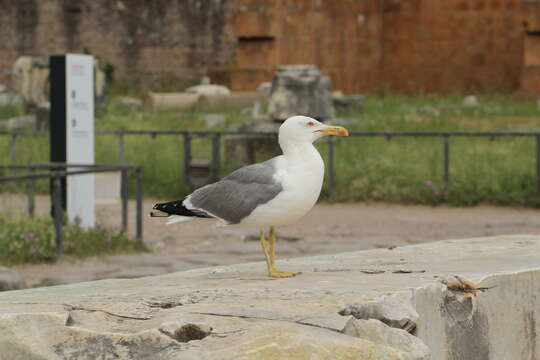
(152, 199), (210, 219)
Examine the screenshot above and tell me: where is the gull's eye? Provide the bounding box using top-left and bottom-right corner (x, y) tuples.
(307, 121), (315, 127)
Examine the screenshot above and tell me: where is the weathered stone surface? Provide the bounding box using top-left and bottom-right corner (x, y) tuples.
(0, 235), (538, 359)
(146, 92), (200, 109)
(158, 321), (212, 343)
(12, 56), (49, 108)
(107, 266), (169, 279)
(185, 84), (231, 96)
(0, 266), (26, 291)
(339, 293), (419, 333)
(342, 319), (430, 360)
(198, 92), (264, 108)
(268, 65), (334, 121)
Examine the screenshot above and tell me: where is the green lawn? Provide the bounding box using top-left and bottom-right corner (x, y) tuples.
(1, 94), (540, 206)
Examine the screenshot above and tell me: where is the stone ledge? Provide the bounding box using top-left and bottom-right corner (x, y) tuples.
(0, 235), (539, 359)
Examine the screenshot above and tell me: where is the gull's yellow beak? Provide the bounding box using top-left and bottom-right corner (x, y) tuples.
(316, 125), (349, 137)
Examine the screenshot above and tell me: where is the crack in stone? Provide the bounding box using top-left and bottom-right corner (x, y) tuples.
(64, 304), (151, 321)
(189, 311), (340, 333)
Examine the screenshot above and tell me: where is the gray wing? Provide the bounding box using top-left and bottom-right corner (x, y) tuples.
(185, 158), (283, 224)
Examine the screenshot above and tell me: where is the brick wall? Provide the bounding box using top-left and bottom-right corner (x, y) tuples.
(381, 0), (525, 93)
(211, 0), (384, 93)
(214, 0), (526, 94)
(521, 0), (540, 93)
(0, 0), (530, 94)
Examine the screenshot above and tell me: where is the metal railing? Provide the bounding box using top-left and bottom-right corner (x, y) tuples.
(2, 129), (540, 195)
(0, 163), (143, 252)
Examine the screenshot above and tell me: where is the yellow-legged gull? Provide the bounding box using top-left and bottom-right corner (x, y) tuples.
(150, 115), (348, 278)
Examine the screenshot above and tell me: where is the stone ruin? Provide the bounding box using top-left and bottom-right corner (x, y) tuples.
(12, 57), (50, 108)
(225, 65), (336, 170)
(268, 64), (334, 122)
(0, 56), (107, 129)
(10, 56), (107, 109)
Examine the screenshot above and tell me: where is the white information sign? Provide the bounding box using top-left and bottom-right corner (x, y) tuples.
(66, 54), (95, 228)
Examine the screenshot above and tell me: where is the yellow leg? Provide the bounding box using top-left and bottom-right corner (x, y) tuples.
(266, 227), (300, 278)
(269, 226), (276, 267)
(259, 230), (271, 272)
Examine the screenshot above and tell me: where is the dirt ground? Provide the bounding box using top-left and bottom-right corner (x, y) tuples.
(4, 195), (540, 286)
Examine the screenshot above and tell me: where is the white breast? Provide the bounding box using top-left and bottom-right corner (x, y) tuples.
(239, 144), (325, 228)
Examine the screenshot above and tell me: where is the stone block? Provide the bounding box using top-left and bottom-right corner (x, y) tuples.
(198, 92), (265, 108)
(0, 235), (538, 357)
(342, 319), (430, 360)
(146, 92), (200, 109)
(185, 84), (231, 96)
(268, 64), (334, 121)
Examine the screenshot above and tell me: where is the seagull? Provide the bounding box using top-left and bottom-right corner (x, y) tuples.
(150, 116), (348, 278)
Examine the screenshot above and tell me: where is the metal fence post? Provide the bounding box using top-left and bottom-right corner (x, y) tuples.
(183, 133), (191, 184)
(327, 136), (335, 197)
(536, 135), (540, 195)
(135, 167), (143, 244)
(52, 174), (64, 253)
(121, 168), (128, 233)
(212, 133), (221, 181)
(118, 133), (125, 163)
(10, 134), (17, 168)
(27, 166), (35, 217)
(443, 135), (450, 194)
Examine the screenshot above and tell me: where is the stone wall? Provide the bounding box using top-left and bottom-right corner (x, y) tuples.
(0, 0), (236, 88)
(0, 0), (530, 94)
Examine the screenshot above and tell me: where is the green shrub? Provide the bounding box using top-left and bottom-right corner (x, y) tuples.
(0, 216), (146, 265)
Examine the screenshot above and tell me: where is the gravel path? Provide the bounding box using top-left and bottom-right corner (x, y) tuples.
(4, 195), (540, 287)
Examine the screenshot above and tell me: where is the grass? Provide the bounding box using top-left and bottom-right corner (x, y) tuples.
(1, 93), (540, 207)
(0, 216), (146, 265)
(327, 94), (540, 206)
(0, 104), (23, 120)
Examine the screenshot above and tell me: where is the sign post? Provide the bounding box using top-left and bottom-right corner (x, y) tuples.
(50, 54), (95, 228)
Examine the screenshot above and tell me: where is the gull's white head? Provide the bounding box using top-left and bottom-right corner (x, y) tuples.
(278, 116), (349, 146)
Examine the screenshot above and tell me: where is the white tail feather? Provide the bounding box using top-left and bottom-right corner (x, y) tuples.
(166, 215), (194, 225)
